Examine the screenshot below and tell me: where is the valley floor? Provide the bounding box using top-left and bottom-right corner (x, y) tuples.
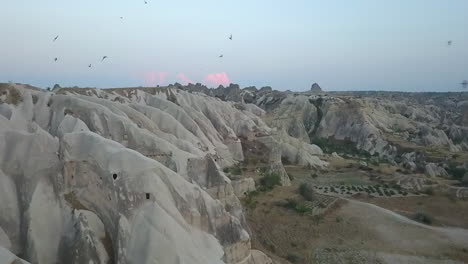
(242, 163), (468, 264)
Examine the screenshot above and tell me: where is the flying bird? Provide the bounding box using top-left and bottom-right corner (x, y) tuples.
(54, 57), (58, 62)
(101, 56), (108, 62)
(462, 80), (468, 89)
(53, 35), (59, 42)
(219, 54), (223, 58)
(120, 16), (124, 19)
(448, 40), (452, 46)
(88, 64), (92, 68)
(144, 0), (148, 4)
(229, 34), (232, 40)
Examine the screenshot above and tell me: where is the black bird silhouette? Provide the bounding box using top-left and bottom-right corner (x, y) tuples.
(54, 57), (58, 62)
(88, 64), (92, 68)
(448, 40), (452, 46)
(53, 35), (59, 42)
(101, 56), (108, 62)
(229, 34), (232, 40)
(144, 0), (148, 4)
(219, 54), (223, 58)
(461, 80), (468, 89)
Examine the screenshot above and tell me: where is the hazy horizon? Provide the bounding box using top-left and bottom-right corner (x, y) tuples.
(1, 0), (467, 92)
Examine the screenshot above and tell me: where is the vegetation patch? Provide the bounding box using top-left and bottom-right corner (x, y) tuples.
(445, 163), (466, 180)
(312, 137), (371, 158)
(223, 164), (242, 175)
(286, 253), (303, 263)
(299, 183), (315, 201)
(413, 212), (433, 225)
(283, 199), (312, 214)
(223, 164), (243, 180)
(259, 171), (281, 191)
(243, 191), (259, 209)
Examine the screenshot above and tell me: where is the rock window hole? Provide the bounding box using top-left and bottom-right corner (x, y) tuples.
(113, 173), (117, 180)
(146, 193), (150, 200)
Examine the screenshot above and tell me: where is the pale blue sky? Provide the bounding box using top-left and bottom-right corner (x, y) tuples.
(1, 0), (467, 91)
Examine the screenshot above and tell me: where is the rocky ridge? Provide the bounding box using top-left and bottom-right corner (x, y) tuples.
(0, 82), (329, 264)
(181, 83), (468, 179)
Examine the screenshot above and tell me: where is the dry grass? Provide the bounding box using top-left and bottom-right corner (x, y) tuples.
(245, 186), (468, 263)
(356, 194), (468, 229)
(245, 163), (468, 263)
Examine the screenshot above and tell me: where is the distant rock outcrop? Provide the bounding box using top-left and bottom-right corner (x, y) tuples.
(310, 83), (322, 92)
(254, 90), (468, 173)
(425, 163), (449, 178)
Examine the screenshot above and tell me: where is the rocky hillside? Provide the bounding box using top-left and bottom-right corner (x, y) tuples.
(1, 82), (467, 263)
(261, 91), (468, 179)
(0, 83), (328, 264)
(182, 83), (468, 182)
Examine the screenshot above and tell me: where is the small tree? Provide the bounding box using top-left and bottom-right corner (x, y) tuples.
(299, 183), (315, 201)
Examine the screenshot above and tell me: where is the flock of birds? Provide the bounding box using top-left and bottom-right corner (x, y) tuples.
(52, 35), (108, 68)
(52, 34), (231, 65)
(51, 1), (233, 68)
(49, 4), (465, 89)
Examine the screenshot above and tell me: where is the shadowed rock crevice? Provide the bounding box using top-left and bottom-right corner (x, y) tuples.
(308, 97), (324, 138)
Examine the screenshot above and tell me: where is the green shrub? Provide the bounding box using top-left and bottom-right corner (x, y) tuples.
(285, 199), (298, 209)
(423, 187), (434, 196)
(299, 183), (315, 201)
(446, 165), (466, 180)
(413, 212), (433, 225)
(286, 253), (302, 263)
(259, 172), (281, 190)
(294, 204), (311, 214)
(231, 165), (242, 175)
(284, 199), (311, 214)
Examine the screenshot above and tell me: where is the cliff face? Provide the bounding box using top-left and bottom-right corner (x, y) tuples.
(0, 83), (291, 264)
(182, 82), (467, 174)
(256, 91), (468, 165)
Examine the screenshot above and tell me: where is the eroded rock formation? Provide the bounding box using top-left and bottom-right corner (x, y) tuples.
(1, 83), (311, 264)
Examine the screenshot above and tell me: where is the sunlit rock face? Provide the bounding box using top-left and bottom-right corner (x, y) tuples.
(0, 83), (300, 264)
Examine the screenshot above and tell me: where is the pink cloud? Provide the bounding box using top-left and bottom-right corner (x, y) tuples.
(204, 72), (230, 87)
(176, 73), (194, 85)
(144, 71), (169, 86)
